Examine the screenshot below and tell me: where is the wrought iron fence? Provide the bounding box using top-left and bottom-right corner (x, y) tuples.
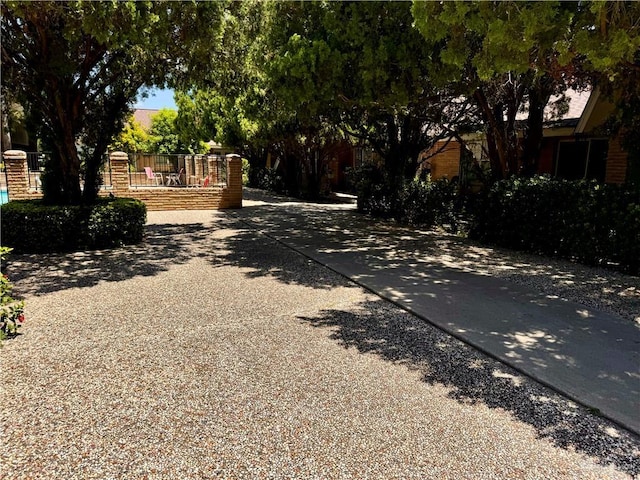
(26, 152), (47, 191)
(99, 154), (112, 188)
(25, 152), (112, 191)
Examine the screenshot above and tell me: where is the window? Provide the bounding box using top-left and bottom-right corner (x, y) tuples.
(555, 138), (608, 182)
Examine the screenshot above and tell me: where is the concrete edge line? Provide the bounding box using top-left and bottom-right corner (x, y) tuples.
(232, 213), (639, 438)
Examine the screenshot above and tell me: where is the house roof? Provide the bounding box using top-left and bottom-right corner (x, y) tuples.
(552, 88), (591, 122)
(132, 109), (159, 131)
(514, 88), (591, 127)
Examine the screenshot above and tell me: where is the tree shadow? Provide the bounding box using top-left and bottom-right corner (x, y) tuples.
(240, 188), (639, 324)
(202, 215), (351, 290)
(5, 223), (207, 296)
(6, 212), (349, 297)
(298, 299), (640, 476)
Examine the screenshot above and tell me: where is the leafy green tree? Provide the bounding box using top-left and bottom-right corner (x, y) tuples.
(1, 0), (223, 204)
(572, 2), (640, 186)
(146, 109), (190, 154)
(199, 1), (470, 196)
(412, 1), (640, 182)
(110, 116), (149, 153)
(263, 1), (471, 184)
(174, 91), (219, 154)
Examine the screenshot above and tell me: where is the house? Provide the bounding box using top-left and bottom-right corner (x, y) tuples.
(132, 108), (160, 131)
(424, 88), (629, 185)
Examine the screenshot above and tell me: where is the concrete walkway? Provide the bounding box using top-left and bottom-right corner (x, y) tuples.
(237, 189), (640, 435)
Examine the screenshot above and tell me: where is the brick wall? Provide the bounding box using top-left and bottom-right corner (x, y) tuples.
(3, 150), (41, 201)
(2, 150), (243, 210)
(424, 140), (461, 180)
(605, 135), (628, 184)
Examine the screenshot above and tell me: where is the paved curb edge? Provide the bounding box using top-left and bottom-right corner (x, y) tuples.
(234, 213), (640, 439)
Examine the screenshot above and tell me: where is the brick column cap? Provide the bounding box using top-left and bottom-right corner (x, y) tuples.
(109, 151), (129, 161)
(3, 149), (27, 160)
(225, 154), (241, 160)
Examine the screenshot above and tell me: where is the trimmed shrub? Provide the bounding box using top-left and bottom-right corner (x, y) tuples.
(249, 167), (287, 195)
(1, 197), (147, 253)
(399, 178), (460, 230)
(469, 176), (640, 274)
(351, 163), (461, 230)
(351, 163), (402, 218)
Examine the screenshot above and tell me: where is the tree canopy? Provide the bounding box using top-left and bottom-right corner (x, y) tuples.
(2, 0), (638, 204)
(412, 0), (640, 180)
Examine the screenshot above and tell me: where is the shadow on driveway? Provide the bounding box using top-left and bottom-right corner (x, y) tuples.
(7, 214), (347, 298)
(298, 299), (640, 477)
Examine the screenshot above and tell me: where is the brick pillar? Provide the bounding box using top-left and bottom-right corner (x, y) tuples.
(109, 151), (129, 196)
(207, 155), (219, 184)
(184, 155), (193, 185)
(3, 150), (29, 201)
(195, 155), (205, 183)
(225, 154), (242, 208)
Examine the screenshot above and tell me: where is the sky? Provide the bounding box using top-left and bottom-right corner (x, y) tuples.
(134, 87), (177, 110)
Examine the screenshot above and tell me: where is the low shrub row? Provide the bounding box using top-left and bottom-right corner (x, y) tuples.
(469, 176), (639, 274)
(354, 167), (639, 275)
(351, 163), (462, 231)
(1, 197), (147, 253)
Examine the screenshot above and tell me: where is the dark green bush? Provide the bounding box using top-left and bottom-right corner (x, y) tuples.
(469, 176), (639, 274)
(354, 166), (638, 274)
(399, 178), (460, 230)
(249, 167), (287, 195)
(351, 163), (402, 218)
(352, 163), (461, 230)
(1, 197), (147, 253)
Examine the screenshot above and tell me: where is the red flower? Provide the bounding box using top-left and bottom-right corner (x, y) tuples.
(17, 313), (25, 323)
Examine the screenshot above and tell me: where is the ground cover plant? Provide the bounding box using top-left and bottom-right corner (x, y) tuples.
(0, 247), (24, 340)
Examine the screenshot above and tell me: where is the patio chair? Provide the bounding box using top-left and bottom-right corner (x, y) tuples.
(167, 168), (184, 186)
(144, 166), (164, 186)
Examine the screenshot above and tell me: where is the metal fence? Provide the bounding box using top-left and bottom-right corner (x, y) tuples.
(128, 153), (228, 188)
(25, 152), (112, 191)
(26, 152), (47, 190)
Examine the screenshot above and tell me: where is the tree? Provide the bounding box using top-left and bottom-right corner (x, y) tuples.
(571, 1), (640, 185)
(263, 1), (473, 184)
(146, 109), (192, 154)
(174, 91), (219, 154)
(110, 116), (149, 154)
(1, 1), (223, 204)
(412, 1), (640, 182)
(197, 0), (472, 196)
(412, 1), (584, 180)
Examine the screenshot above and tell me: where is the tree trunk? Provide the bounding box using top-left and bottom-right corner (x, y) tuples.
(1, 101), (11, 152)
(44, 130), (82, 205)
(474, 86), (521, 180)
(521, 76), (554, 176)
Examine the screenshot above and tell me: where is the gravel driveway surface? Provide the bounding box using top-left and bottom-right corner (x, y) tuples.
(2, 205), (639, 479)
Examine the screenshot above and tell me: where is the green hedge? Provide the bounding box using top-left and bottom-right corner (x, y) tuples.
(1, 197), (147, 253)
(354, 166), (639, 274)
(469, 176), (640, 275)
(351, 163), (461, 230)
